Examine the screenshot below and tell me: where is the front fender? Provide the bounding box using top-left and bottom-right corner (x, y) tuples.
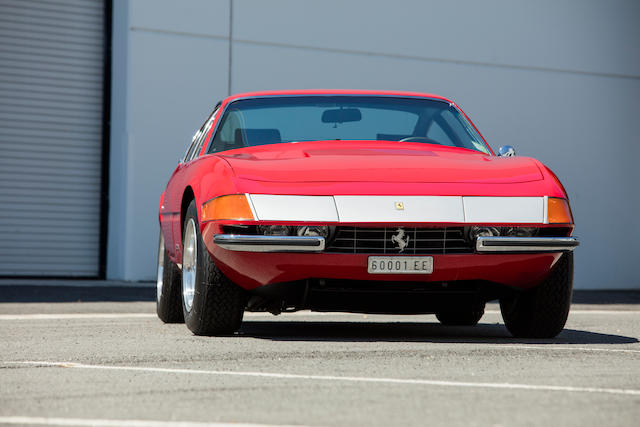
(168, 155), (240, 264)
(191, 155), (240, 223)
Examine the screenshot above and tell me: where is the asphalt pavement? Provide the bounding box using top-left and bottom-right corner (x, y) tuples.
(0, 284), (639, 427)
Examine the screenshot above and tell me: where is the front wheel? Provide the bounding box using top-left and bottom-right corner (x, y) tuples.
(500, 253), (573, 338)
(181, 200), (247, 336)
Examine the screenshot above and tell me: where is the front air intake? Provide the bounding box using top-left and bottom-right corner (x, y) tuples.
(325, 227), (473, 255)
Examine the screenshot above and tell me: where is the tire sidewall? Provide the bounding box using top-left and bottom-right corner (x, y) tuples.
(156, 230), (184, 323)
(500, 252), (573, 338)
(182, 201), (207, 331)
(156, 232), (165, 305)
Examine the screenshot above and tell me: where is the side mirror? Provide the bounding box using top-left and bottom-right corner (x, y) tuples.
(498, 145), (516, 157)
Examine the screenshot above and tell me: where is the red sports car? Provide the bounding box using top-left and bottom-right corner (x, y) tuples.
(157, 90), (578, 337)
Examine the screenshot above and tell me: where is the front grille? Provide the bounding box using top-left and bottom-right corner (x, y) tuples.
(326, 227), (473, 254)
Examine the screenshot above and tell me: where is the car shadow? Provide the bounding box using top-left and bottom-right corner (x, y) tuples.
(237, 320), (638, 345)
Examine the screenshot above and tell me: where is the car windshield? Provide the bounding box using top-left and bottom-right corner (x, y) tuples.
(209, 96), (490, 154)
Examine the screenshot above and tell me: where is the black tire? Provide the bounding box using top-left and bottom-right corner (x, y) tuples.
(436, 302), (485, 326)
(181, 200), (247, 336)
(156, 232), (184, 323)
(500, 252), (573, 338)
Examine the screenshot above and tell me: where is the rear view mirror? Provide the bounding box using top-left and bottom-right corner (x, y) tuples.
(321, 108), (362, 124)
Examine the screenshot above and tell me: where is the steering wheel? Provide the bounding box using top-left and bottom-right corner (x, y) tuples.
(398, 136), (440, 144)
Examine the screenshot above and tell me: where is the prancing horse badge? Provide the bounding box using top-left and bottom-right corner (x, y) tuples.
(395, 201), (404, 210)
(391, 228), (410, 252)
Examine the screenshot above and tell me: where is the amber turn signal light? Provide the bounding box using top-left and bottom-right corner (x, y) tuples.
(201, 194), (254, 221)
(548, 197), (573, 224)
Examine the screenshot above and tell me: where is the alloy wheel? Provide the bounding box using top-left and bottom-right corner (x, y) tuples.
(156, 233), (164, 303)
(182, 218), (197, 312)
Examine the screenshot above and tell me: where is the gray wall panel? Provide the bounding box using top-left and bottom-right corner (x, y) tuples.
(129, 0), (229, 38)
(233, 0), (640, 79)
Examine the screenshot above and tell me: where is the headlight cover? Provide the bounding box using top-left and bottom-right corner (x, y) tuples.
(296, 225), (329, 238)
(468, 226), (501, 240)
(259, 225), (292, 235)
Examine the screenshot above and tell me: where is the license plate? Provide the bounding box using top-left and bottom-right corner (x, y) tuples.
(367, 256), (433, 274)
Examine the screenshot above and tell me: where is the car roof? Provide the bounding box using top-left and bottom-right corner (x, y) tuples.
(225, 89), (454, 104)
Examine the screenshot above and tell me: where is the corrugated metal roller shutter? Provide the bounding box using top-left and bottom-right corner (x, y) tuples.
(0, 0), (106, 277)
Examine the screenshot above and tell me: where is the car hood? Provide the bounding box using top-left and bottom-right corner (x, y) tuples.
(219, 141), (543, 184)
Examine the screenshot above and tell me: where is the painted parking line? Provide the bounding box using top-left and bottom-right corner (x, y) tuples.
(0, 309), (637, 321)
(0, 313), (157, 320)
(0, 416), (300, 427)
(485, 310), (639, 315)
(6, 361), (640, 397)
(481, 345), (640, 354)
(0, 312), (343, 320)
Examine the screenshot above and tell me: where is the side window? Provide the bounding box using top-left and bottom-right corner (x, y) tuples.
(182, 107), (219, 163)
(189, 118), (214, 161)
(209, 107), (245, 153)
(196, 106), (220, 157)
(182, 134), (199, 163)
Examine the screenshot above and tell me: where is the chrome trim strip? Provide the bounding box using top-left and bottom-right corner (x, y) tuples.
(213, 234), (325, 252)
(476, 236), (579, 253)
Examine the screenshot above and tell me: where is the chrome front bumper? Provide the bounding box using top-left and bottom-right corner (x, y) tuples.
(214, 234), (578, 253)
(213, 234), (325, 252)
(476, 236), (579, 253)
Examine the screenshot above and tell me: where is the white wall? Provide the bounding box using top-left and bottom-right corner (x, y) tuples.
(109, 0), (640, 289)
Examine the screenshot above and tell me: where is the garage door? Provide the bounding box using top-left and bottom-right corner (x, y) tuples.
(0, 0), (106, 277)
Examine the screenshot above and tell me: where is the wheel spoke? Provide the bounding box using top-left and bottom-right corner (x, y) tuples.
(182, 219), (197, 312)
(156, 233), (164, 303)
